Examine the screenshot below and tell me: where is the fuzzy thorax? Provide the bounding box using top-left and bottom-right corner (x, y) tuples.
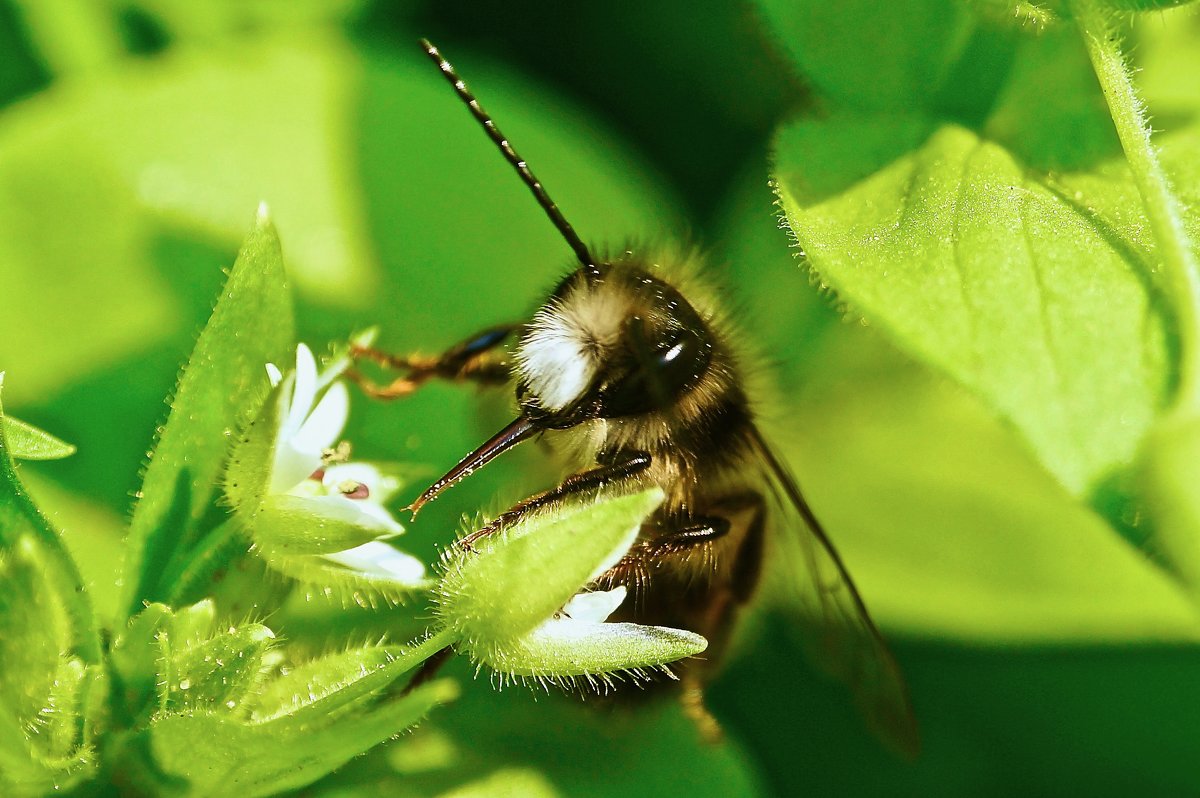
(512, 255), (753, 511)
(515, 284), (630, 413)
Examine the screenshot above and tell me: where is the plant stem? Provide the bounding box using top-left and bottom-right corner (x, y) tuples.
(380, 626), (459, 693)
(11, 0), (125, 78)
(1072, 0), (1200, 417)
(399, 627), (458, 665)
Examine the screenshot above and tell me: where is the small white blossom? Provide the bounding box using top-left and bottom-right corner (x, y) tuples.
(255, 343), (425, 590)
(266, 343), (349, 494)
(323, 540), (426, 585)
(435, 490), (706, 685)
(560, 586), (626, 624)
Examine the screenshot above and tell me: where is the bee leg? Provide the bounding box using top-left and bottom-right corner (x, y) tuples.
(347, 323), (521, 399)
(681, 679), (724, 744)
(459, 450), (653, 549)
(641, 517), (730, 552)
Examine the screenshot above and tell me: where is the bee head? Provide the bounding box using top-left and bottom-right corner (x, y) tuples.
(514, 264), (715, 430)
(406, 262), (719, 516)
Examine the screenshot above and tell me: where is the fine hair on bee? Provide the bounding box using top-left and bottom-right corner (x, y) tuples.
(349, 38), (920, 758)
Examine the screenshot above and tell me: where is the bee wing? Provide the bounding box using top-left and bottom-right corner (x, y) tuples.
(746, 425), (919, 758)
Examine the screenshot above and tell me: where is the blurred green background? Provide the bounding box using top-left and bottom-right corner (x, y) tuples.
(3, 1), (1200, 795)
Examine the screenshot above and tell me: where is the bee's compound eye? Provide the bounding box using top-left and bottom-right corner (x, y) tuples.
(598, 325), (711, 418)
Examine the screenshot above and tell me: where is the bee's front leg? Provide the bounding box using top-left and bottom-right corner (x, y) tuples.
(459, 450), (653, 549)
(348, 323), (522, 399)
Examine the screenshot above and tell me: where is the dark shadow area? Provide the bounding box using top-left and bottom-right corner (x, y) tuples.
(711, 613), (1200, 797)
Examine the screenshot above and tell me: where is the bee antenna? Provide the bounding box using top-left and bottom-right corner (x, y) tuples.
(420, 38), (602, 284)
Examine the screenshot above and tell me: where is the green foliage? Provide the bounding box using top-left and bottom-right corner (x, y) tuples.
(436, 489), (707, 682)
(761, 0), (1200, 615)
(0, 385), (103, 795)
(121, 210), (294, 616)
(0, 198), (711, 793)
(774, 117), (1171, 496)
(109, 601), (456, 796)
(148, 679), (455, 798)
(1, 416), (75, 460)
(436, 490), (659, 649)
(3, 0), (1200, 795)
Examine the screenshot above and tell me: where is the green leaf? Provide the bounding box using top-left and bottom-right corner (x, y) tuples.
(0, 382), (103, 794)
(0, 82), (179, 409)
(2, 416), (75, 460)
(130, 0), (363, 40)
(773, 117), (1173, 497)
(753, 0), (991, 114)
(222, 381), (281, 515)
(247, 642), (425, 725)
(253, 494), (397, 556)
(485, 620), (707, 682)
(165, 598), (219, 647)
(772, 328), (1200, 642)
(434, 490), (708, 684)
(1095, 0), (1196, 10)
(0, 382), (99, 660)
(149, 679), (457, 797)
(158, 623), (276, 714)
(0, 534), (99, 793)
(110, 603), (174, 720)
(983, 22), (1121, 170)
(435, 490), (664, 650)
(384, 685), (764, 798)
(120, 210), (293, 618)
(27, 32), (374, 305)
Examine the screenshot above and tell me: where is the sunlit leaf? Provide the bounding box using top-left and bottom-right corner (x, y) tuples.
(150, 679), (457, 797)
(435, 490), (663, 650)
(436, 768), (562, 798)
(158, 623), (275, 714)
(774, 330), (1200, 642)
(774, 116), (1174, 497)
(120, 211), (293, 618)
(0, 385), (102, 793)
(2, 415), (75, 460)
(248, 643), (422, 724)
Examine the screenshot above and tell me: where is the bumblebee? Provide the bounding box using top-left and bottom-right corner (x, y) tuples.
(352, 39), (918, 756)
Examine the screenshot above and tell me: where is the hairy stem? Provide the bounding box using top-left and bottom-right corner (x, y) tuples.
(1072, 0), (1200, 417)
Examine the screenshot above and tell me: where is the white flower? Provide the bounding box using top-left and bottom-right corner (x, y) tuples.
(323, 540), (427, 585)
(266, 343), (349, 495)
(560, 586), (626, 624)
(434, 490), (705, 685)
(251, 343), (425, 590)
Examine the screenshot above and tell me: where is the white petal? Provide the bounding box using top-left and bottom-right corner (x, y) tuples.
(343, 497), (404, 536)
(265, 363), (283, 387)
(270, 441), (323, 495)
(562, 586), (626, 624)
(325, 541), (426, 583)
(291, 381), (348, 455)
(301, 493), (398, 535)
(282, 343), (319, 439)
